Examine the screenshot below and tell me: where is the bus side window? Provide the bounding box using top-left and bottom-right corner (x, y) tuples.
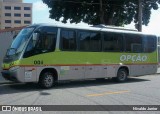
(124, 34), (142, 53)
(143, 35), (156, 53)
(78, 31), (90, 51)
(90, 32), (101, 51)
(36, 33), (56, 53)
(78, 31), (101, 52)
(24, 39), (34, 58)
(24, 33), (57, 58)
(61, 30), (76, 51)
(103, 32), (123, 52)
(158, 37), (160, 45)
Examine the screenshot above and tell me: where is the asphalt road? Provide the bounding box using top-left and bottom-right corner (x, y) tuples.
(0, 74), (4, 83)
(0, 74), (9, 84)
(0, 74), (160, 114)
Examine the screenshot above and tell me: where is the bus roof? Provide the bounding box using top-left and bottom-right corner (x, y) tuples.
(28, 23), (156, 36)
(92, 24), (138, 32)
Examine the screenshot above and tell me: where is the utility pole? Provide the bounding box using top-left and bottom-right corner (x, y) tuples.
(100, 0), (104, 24)
(138, 0), (142, 32)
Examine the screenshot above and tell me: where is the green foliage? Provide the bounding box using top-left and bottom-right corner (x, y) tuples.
(42, 0), (160, 26)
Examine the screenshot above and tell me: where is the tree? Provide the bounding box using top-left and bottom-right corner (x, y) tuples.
(138, 0), (143, 31)
(42, 0), (160, 27)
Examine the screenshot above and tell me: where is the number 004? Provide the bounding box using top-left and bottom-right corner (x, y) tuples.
(34, 60), (43, 65)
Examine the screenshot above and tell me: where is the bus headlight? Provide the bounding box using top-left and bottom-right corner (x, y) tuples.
(9, 66), (20, 71)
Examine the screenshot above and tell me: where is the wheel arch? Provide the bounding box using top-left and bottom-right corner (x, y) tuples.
(38, 68), (58, 82)
(118, 66), (129, 76)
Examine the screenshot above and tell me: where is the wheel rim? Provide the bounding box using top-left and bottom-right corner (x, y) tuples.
(119, 71), (126, 81)
(44, 73), (54, 88)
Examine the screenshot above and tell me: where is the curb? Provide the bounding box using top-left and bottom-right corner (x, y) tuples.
(0, 81), (12, 85)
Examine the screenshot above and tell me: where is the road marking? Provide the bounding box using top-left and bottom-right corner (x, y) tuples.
(87, 90), (130, 97)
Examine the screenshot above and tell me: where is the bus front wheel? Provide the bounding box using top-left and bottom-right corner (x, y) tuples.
(115, 68), (128, 82)
(38, 71), (55, 88)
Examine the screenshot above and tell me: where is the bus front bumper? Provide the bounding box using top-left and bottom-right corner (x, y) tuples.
(1, 68), (22, 82)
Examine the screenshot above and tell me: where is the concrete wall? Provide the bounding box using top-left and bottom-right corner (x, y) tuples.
(0, 27), (23, 82)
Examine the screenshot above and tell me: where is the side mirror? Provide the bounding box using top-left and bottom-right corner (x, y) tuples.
(32, 33), (40, 46)
(7, 48), (16, 56)
(33, 33), (40, 41)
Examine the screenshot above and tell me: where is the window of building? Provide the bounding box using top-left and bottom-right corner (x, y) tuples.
(103, 32), (123, 52)
(5, 27), (11, 29)
(5, 20), (11, 23)
(78, 31), (101, 51)
(14, 13), (21, 17)
(24, 21), (31, 24)
(14, 7), (21, 10)
(5, 13), (11, 17)
(24, 14), (31, 17)
(14, 20), (21, 24)
(61, 29), (76, 51)
(24, 7), (31, 10)
(5, 6), (11, 10)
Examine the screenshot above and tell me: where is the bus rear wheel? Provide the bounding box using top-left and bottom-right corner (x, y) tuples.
(38, 71), (55, 88)
(116, 68), (128, 82)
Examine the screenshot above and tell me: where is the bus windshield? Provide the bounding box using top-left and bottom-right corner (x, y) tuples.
(7, 27), (34, 56)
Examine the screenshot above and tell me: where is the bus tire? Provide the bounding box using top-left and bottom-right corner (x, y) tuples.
(116, 68), (128, 82)
(38, 71), (55, 89)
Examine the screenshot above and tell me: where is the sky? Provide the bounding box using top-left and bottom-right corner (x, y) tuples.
(24, 0), (160, 35)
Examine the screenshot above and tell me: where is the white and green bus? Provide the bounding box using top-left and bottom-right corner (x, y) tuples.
(1, 24), (158, 88)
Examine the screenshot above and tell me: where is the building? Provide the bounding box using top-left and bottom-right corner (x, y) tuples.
(0, 0), (32, 29)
